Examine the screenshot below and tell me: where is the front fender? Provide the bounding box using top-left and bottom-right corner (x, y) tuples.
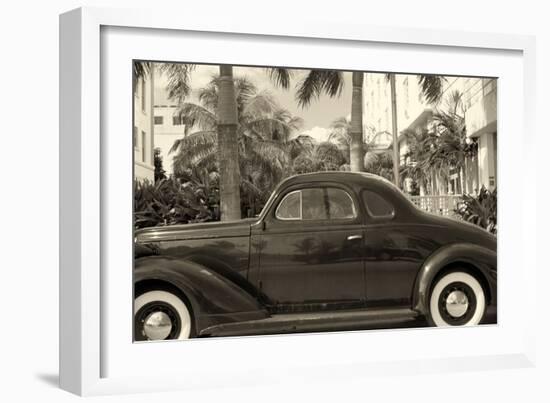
(134, 256), (269, 332)
(412, 243), (497, 315)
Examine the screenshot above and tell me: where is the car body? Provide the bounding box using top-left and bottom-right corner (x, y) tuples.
(134, 172), (497, 340)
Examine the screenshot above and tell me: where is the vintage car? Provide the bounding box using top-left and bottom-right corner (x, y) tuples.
(134, 172), (497, 341)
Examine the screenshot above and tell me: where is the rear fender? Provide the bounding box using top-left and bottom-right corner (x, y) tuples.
(412, 243), (497, 315)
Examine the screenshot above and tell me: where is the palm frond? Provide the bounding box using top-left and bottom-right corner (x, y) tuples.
(159, 63), (196, 104)
(266, 68), (293, 89)
(133, 61), (150, 81)
(242, 90), (278, 117)
(418, 75), (446, 104)
(328, 116), (351, 145)
(169, 130), (216, 154)
(176, 103), (217, 131)
(295, 70), (344, 108)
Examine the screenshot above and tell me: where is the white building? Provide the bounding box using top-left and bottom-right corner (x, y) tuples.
(458, 77), (497, 192)
(363, 73), (497, 195)
(153, 72), (186, 176)
(364, 73), (428, 137)
(134, 71), (155, 182)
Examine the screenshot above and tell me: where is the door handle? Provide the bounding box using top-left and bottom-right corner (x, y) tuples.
(347, 234), (363, 241)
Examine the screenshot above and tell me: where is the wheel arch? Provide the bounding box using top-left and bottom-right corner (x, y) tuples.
(427, 261), (492, 307)
(412, 243), (497, 316)
(135, 279), (196, 315)
(134, 256), (269, 333)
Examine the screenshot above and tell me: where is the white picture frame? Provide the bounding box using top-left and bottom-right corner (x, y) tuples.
(60, 6), (537, 396)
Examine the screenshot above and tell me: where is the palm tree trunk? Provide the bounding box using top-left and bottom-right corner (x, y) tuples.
(389, 74), (400, 187)
(349, 72), (364, 172)
(460, 165), (465, 195)
(217, 65), (241, 221)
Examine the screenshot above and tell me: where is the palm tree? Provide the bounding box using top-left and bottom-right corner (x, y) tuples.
(291, 141), (346, 174)
(329, 116), (351, 162)
(399, 104), (476, 196)
(385, 73), (446, 189)
(133, 61), (151, 90)
(364, 146), (394, 181)
(216, 65), (241, 220)
(389, 74), (400, 186)
(296, 69), (365, 172)
(329, 116), (351, 143)
(400, 129), (435, 195)
(170, 76), (304, 215)
(158, 63), (291, 221)
(349, 72), (365, 172)
(429, 110), (476, 194)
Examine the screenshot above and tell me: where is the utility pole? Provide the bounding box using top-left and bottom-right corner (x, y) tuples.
(389, 74), (400, 187)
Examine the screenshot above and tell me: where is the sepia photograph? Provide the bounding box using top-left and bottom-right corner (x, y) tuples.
(132, 61), (497, 342)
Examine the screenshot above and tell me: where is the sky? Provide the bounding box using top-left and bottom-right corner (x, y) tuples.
(156, 63), (353, 143)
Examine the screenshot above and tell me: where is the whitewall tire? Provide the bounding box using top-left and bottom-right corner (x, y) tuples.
(134, 290), (193, 341)
(429, 272), (486, 327)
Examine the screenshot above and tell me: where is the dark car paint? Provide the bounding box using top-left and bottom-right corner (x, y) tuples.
(256, 181), (366, 309)
(134, 256), (269, 332)
(134, 172), (497, 335)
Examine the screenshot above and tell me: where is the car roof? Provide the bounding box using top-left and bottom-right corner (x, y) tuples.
(280, 171), (397, 189)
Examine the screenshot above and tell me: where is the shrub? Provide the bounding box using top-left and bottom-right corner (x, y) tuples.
(134, 178), (216, 229)
(454, 187), (497, 234)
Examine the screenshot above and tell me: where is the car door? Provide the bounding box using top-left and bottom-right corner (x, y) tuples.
(256, 184), (366, 312)
(361, 188), (430, 308)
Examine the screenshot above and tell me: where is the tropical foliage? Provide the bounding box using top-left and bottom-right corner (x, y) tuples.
(170, 75), (310, 217)
(153, 148), (167, 183)
(364, 149), (394, 181)
(295, 70), (364, 171)
(400, 91), (477, 195)
(329, 116), (352, 147)
(454, 187), (497, 234)
(134, 178), (216, 229)
(292, 141), (346, 174)
(134, 61), (493, 231)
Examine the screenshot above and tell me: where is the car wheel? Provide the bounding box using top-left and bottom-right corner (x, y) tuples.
(134, 290), (193, 341)
(428, 271), (486, 327)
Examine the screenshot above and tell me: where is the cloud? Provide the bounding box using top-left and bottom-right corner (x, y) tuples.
(301, 126), (331, 143)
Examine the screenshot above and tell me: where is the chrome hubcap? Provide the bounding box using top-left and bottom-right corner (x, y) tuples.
(445, 290), (469, 318)
(143, 311), (173, 340)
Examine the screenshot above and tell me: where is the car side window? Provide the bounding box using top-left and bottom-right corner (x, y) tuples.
(325, 188), (356, 219)
(363, 190), (395, 219)
(275, 190), (302, 220)
(301, 188), (329, 220)
(276, 187), (356, 221)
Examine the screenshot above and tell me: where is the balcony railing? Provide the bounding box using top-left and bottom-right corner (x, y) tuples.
(407, 195), (463, 217)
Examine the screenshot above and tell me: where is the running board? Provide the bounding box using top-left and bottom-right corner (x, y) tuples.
(199, 308), (420, 337)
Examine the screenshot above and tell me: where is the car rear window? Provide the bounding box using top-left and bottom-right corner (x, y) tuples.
(362, 190), (395, 219)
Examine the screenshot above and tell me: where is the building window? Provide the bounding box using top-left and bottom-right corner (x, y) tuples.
(172, 115), (184, 125)
(133, 126), (138, 150)
(141, 131), (147, 163)
(154, 116), (164, 125)
(141, 78), (146, 113)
